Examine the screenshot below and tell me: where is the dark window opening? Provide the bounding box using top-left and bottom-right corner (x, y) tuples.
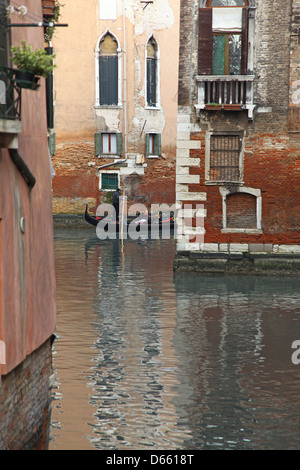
(146, 37), (158, 107)
(99, 33), (118, 106)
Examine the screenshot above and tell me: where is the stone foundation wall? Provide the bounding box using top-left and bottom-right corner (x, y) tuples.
(0, 338), (54, 450)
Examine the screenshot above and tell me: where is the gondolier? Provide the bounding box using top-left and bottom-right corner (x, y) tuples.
(113, 188), (120, 221)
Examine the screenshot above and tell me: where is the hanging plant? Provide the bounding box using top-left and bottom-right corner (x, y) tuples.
(10, 41), (56, 90)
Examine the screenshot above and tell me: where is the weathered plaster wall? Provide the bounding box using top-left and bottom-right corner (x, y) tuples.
(52, 0), (179, 213)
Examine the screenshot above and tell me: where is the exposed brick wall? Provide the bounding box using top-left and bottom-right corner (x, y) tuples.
(176, 0), (300, 252)
(0, 339), (53, 450)
(226, 193), (257, 229)
(52, 138), (176, 213)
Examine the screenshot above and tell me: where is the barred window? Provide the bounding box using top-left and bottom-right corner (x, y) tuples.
(100, 172), (119, 190)
(208, 133), (242, 182)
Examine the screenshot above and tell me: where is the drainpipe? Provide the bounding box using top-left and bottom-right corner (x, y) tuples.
(97, 0), (128, 173)
(98, 0), (128, 173)
(122, 0), (127, 162)
(9, 149), (36, 189)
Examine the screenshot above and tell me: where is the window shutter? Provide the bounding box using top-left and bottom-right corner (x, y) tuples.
(99, 56), (118, 105)
(116, 133), (123, 155)
(146, 134), (150, 156)
(241, 7), (249, 75)
(95, 132), (102, 156)
(198, 8), (213, 75)
(154, 134), (161, 156)
(147, 58), (157, 106)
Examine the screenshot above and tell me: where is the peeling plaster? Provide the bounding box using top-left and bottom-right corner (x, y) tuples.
(124, 0), (175, 36)
(291, 80), (300, 105)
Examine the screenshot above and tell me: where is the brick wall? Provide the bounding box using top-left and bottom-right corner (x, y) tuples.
(0, 339), (53, 450)
(175, 0), (300, 254)
(52, 138), (176, 214)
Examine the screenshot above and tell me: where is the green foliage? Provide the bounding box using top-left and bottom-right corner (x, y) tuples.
(44, 1), (64, 42)
(10, 41), (56, 78)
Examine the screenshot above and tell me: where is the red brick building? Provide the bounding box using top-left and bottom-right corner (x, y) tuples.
(0, 0), (56, 449)
(174, 0), (300, 273)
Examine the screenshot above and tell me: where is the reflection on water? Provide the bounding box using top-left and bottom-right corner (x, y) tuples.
(50, 229), (300, 450)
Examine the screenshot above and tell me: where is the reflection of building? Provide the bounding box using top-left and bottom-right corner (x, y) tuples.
(0, 0), (56, 449)
(51, 0), (180, 214)
(175, 0), (300, 272)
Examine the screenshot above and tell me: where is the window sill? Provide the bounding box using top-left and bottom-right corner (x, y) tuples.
(145, 106), (161, 111)
(146, 155), (160, 159)
(205, 180), (244, 186)
(222, 228), (263, 234)
(98, 154), (121, 159)
(94, 104), (122, 109)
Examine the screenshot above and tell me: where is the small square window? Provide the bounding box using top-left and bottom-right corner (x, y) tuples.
(100, 172), (119, 190)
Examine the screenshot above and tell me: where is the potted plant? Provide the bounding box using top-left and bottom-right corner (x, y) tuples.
(10, 40), (56, 90)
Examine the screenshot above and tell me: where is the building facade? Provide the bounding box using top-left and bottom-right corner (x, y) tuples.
(174, 0), (300, 273)
(51, 0), (180, 214)
(0, 0), (56, 449)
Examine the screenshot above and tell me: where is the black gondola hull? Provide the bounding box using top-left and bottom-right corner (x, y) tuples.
(84, 205), (174, 232)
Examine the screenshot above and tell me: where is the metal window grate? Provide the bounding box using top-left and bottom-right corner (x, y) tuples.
(210, 134), (240, 181)
(101, 173), (118, 190)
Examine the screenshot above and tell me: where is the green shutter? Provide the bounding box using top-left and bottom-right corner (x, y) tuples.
(154, 133), (161, 156)
(116, 133), (123, 156)
(95, 132), (102, 156)
(146, 134), (150, 156)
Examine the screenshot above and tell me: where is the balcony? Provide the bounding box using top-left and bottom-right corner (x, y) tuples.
(0, 67), (22, 148)
(195, 75), (255, 120)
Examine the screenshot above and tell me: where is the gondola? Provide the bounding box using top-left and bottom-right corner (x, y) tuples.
(84, 204), (174, 231)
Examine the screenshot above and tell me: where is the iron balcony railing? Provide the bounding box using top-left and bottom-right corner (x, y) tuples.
(0, 66), (22, 121)
(195, 75), (255, 119)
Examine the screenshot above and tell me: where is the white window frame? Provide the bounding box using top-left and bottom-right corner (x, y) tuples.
(220, 186), (262, 233)
(99, 170), (120, 191)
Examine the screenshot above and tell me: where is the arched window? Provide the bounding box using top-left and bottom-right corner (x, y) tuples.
(207, 0), (247, 6)
(99, 32), (119, 106)
(146, 36), (159, 107)
(199, 0), (249, 75)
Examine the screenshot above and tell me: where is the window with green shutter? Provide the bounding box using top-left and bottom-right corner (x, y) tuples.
(95, 132), (123, 156)
(146, 133), (161, 157)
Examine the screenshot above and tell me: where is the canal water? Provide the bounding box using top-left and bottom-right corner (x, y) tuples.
(50, 228), (300, 451)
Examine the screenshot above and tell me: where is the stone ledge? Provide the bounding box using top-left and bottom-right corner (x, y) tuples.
(173, 251), (300, 275)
